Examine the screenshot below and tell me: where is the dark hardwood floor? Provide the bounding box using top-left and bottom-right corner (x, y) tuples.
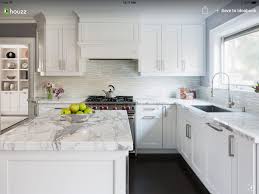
(129, 154), (210, 194)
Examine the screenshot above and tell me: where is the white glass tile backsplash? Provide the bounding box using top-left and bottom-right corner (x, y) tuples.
(35, 60), (201, 99)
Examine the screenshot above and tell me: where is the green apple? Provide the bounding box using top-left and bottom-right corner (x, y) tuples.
(61, 108), (71, 115)
(76, 111), (84, 114)
(84, 107), (93, 114)
(69, 104), (80, 113)
(79, 103), (87, 111)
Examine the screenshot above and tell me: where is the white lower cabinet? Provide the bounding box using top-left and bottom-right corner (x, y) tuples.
(136, 104), (176, 149)
(1, 91), (28, 115)
(162, 105), (176, 149)
(206, 123), (232, 194)
(177, 106), (256, 194)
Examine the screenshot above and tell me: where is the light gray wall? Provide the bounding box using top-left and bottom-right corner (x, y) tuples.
(35, 60), (201, 98)
(0, 24), (36, 37)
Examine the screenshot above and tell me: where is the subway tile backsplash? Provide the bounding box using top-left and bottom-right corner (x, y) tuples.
(35, 60), (201, 99)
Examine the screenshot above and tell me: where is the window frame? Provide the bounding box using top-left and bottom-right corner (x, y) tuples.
(220, 26), (259, 88)
(209, 9), (259, 92)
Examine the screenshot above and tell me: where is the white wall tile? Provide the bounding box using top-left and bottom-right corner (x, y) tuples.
(35, 60), (201, 98)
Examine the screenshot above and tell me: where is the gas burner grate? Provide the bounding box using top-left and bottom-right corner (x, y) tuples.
(86, 96), (133, 103)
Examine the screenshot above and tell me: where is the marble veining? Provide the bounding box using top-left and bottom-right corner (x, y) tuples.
(0, 110), (133, 151)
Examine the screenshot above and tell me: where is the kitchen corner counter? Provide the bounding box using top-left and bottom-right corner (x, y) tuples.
(0, 110), (133, 151)
(135, 97), (259, 143)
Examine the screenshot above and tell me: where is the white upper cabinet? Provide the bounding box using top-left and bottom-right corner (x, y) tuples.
(77, 19), (139, 59)
(139, 23), (204, 76)
(35, 14), (82, 76)
(162, 25), (181, 73)
(181, 25), (205, 76)
(139, 24), (162, 73)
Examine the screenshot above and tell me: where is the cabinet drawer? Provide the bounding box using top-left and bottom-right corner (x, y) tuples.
(138, 105), (162, 114)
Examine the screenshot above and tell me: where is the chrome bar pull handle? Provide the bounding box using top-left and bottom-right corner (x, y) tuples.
(228, 135), (235, 157)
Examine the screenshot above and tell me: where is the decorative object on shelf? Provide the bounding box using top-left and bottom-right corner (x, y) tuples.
(252, 82), (259, 93)
(6, 51), (16, 58)
(25, 49), (29, 58)
(6, 75), (16, 80)
(3, 82), (10, 91)
(9, 83), (15, 91)
(7, 62), (16, 69)
(21, 62), (28, 69)
(53, 87), (64, 99)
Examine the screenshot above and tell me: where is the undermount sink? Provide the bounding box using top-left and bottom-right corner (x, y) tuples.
(192, 105), (232, 113)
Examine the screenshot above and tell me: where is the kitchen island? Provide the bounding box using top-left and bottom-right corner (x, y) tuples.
(0, 110), (133, 194)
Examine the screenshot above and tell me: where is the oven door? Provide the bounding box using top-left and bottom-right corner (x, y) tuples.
(128, 114), (135, 151)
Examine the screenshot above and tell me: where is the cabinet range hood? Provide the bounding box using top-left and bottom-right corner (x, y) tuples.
(75, 11), (139, 60)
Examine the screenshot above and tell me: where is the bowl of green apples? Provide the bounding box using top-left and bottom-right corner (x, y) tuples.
(60, 103), (94, 123)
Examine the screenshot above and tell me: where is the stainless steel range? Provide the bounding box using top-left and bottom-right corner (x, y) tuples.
(85, 96), (136, 152)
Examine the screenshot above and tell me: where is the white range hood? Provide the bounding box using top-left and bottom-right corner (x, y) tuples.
(75, 11), (139, 60)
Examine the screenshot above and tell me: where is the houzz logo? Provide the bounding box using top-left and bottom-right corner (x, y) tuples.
(3, 7), (27, 16)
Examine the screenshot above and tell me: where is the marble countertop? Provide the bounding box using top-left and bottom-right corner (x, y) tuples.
(0, 110), (133, 151)
(136, 97), (259, 143)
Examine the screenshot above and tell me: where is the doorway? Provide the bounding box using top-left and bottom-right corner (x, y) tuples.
(0, 38), (35, 132)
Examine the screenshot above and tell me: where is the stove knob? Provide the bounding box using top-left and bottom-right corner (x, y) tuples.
(126, 106), (130, 110)
(99, 107), (103, 110)
(122, 106), (126, 110)
(103, 106), (108, 110)
(93, 107), (97, 110)
(131, 107), (135, 110)
(113, 107), (118, 110)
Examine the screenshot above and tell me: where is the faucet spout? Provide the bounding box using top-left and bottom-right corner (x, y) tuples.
(211, 72), (235, 108)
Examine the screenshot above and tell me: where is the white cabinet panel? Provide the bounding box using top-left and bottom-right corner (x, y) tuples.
(139, 25), (162, 73)
(79, 23), (137, 42)
(233, 135), (255, 194)
(9, 93), (19, 113)
(136, 105), (163, 149)
(206, 124), (232, 194)
(19, 91), (28, 114)
(45, 25), (62, 73)
(162, 105), (176, 149)
(191, 121), (207, 179)
(162, 25), (181, 73)
(62, 25), (77, 72)
(182, 120), (192, 161)
(181, 25), (204, 75)
(1, 92), (10, 114)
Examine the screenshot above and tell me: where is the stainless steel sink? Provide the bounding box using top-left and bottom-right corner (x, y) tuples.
(192, 105), (232, 113)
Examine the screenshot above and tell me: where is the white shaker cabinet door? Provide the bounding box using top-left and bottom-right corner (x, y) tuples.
(181, 25), (204, 76)
(62, 25), (78, 72)
(233, 135), (255, 194)
(1, 92), (10, 114)
(19, 91), (28, 114)
(45, 25), (63, 73)
(136, 105), (163, 149)
(139, 24), (162, 73)
(162, 25), (181, 73)
(162, 105), (177, 149)
(206, 124), (232, 194)
(9, 92), (19, 113)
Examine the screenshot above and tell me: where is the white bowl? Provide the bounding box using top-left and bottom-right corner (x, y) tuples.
(63, 114), (93, 123)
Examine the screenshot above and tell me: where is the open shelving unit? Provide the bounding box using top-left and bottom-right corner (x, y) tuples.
(0, 45), (29, 115)
(0, 45), (29, 92)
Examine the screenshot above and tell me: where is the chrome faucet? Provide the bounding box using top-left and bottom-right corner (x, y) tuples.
(211, 72), (235, 108)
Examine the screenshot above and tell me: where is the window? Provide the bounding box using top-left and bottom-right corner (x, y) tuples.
(223, 26), (259, 86)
